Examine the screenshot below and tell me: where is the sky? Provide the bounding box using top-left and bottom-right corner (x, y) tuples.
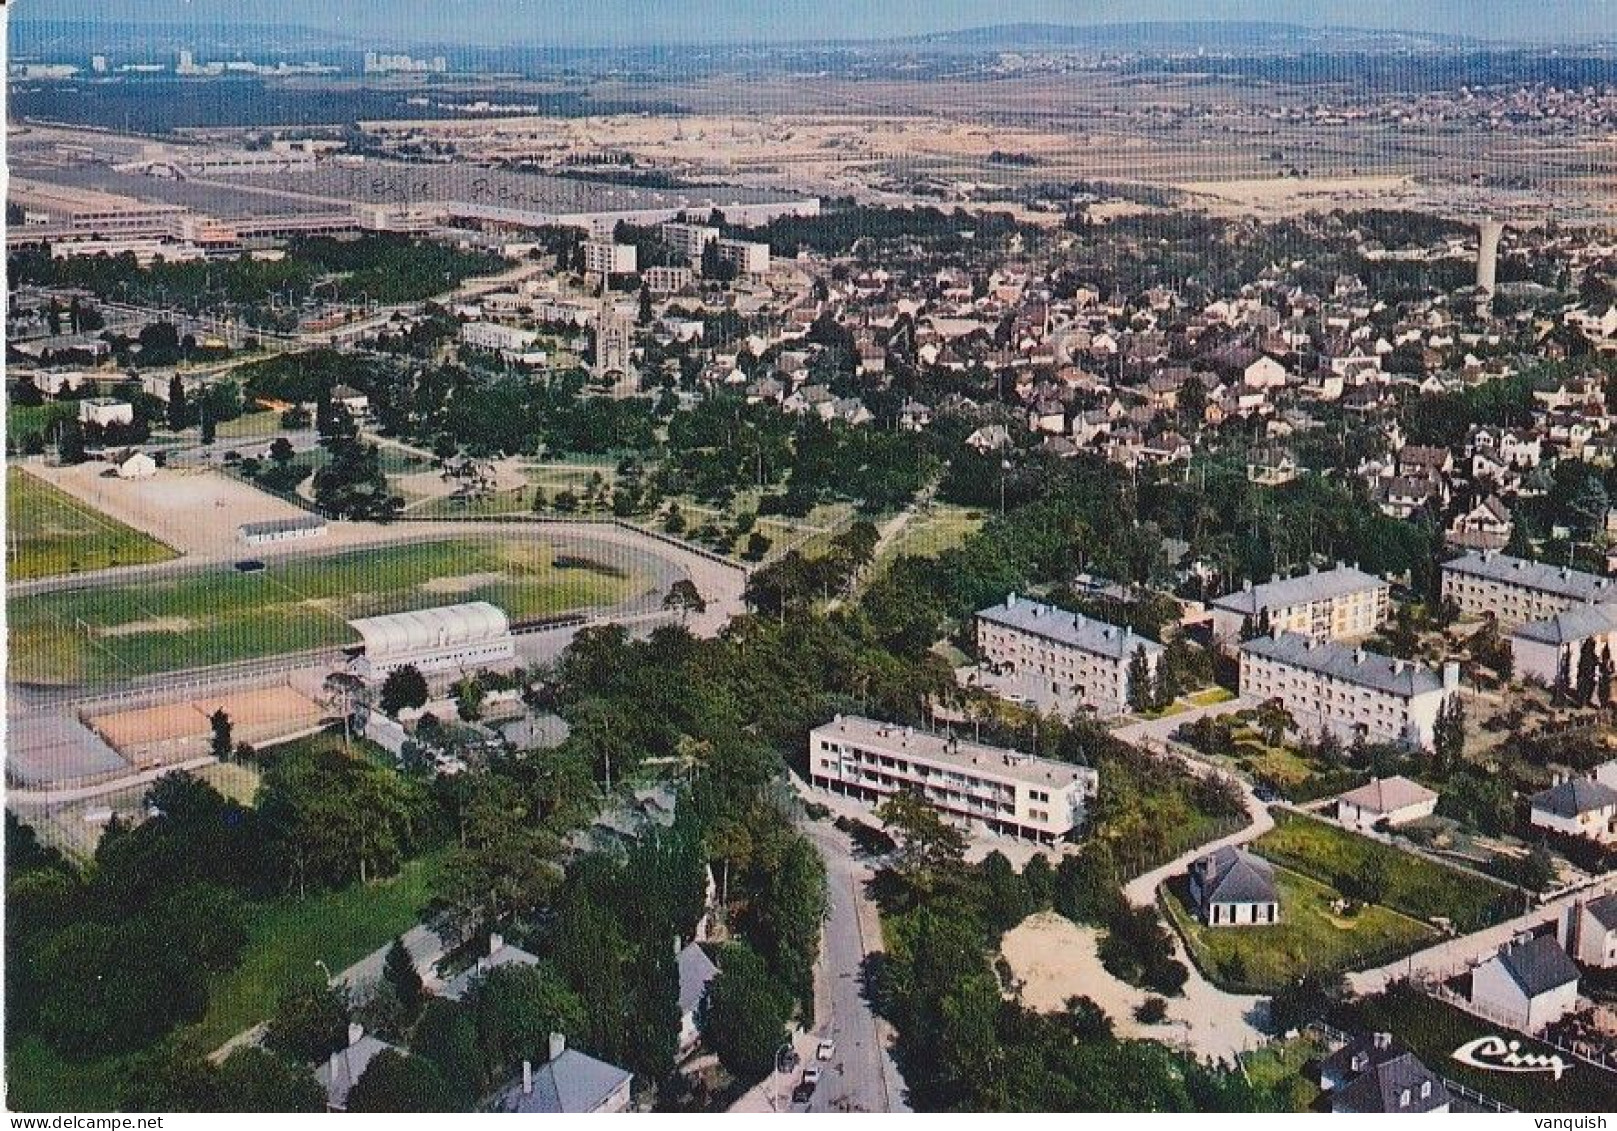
(13, 0), (1617, 46)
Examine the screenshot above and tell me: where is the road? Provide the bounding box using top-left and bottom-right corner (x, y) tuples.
(801, 820), (909, 1113)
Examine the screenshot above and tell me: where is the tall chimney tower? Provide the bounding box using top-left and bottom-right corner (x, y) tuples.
(1476, 219), (1504, 299)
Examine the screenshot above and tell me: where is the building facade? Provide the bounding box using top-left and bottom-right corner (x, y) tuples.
(1238, 631), (1458, 750)
(808, 715), (1100, 843)
(1210, 564), (1389, 644)
(348, 601), (516, 681)
(583, 239), (637, 277)
(975, 593), (1162, 717)
(1441, 550), (1617, 628)
(715, 238), (770, 276)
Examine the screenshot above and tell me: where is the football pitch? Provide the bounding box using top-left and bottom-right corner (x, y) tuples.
(10, 536), (646, 685)
(6, 466), (179, 580)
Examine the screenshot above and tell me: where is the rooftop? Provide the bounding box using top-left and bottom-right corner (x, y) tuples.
(977, 593), (1162, 661)
(490, 1047), (631, 1114)
(1491, 934), (1580, 998)
(1241, 631), (1449, 698)
(1531, 776), (1617, 818)
(349, 601), (511, 658)
(1510, 602), (1617, 646)
(1337, 775), (1438, 814)
(1191, 845), (1278, 906)
(1443, 550), (1617, 603)
(1211, 563), (1385, 617)
(813, 714), (1098, 793)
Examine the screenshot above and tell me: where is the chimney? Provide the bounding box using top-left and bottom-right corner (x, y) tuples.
(1007, 592), (1018, 608)
(489, 932), (504, 957)
(548, 1032), (566, 1063)
(522, 1059), (533, 1096)
(1374, 1032), (1392, 1051)
(1442, 662), (1460, 692)
(347, 1022), (365, 1047)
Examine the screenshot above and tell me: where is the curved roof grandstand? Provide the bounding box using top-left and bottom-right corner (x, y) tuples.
(349, 601), (511, 663)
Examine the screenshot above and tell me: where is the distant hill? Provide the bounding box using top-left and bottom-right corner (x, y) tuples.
(8, 19), (351, 59)
(894, 21), (1469, 53)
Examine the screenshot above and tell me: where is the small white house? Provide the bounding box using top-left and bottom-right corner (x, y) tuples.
(1529, 776), (1617, 846)
(116, 451), (157, 480)
(1336, 776), (1439, 831)
(1469, 935), (1580, 1034)
(1188, 845), (1279, 927)
(1564, 894), (1617, 970)
(79, 398), (134, 427)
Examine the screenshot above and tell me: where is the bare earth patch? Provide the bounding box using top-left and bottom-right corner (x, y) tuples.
(421, 572), (505, 594)
(97, 616), (194, 637)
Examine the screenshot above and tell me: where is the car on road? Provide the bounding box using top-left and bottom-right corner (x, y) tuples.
(802, 1066), (821, 1087)
(791, 1082), (815, 1105)
(1252, 784), (1279, 803)
(816, 1038), (836, 1061)
(234, 559), (266, 573)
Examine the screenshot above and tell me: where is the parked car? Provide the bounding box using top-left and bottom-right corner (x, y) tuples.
(802, 1067), (821, 1087)
(816, 1038), (836, 1061)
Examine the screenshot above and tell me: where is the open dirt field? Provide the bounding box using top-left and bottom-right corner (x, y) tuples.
(23, 463), (312, 556)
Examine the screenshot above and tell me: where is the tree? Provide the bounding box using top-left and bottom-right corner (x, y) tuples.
(1126, 646), (1155, 713)
(469, 962), (586, 1077)
(383, 937), (424, 1019)
(1254, 699), (1293, 747)
(215, 1046), (326, 1112)
(662, 579), (708, 621)
(345, 1049), (456, 1112)
(1431, 695), (1465, 774)
(1577, 637), (1601, 707)
(210, 709), (233, 761)
(697, 942), (791, 1083)
(455, 675), (486, 722)
(380, 664), (430, 716)
(270, 436), (296, 464)
(56, 418), (86, 465)
(1175, 376), (1207, 428)
(879, 790), (968, 891)
(412, 999), (483, 1106)
(266, 983), (350, 1063)
(167, 373), (190, 431)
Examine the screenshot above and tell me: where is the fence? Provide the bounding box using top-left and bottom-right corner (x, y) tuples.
(1304, 1022), (1515, 1114)
(1424, 982), (1617, 1077)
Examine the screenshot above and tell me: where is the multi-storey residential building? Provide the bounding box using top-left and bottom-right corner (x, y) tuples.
(715, 238), (770, 276)
(1441, 550), (1617, 627)
(659, 220), (719, 260)
(975, 593), (1161, 717)
(461, 321), (539, 354)
(1238, 631), (1458, 750)
(807, 715), (1100, 843)
(642, 265), (693, 294)
(1209, 564), (1389, 644)
(582, 239), (637, 277)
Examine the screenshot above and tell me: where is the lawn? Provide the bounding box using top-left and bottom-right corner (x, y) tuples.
(872, 503), (986, 573)
(5, 466), (178, 580)
(5, 848), (446, 1112)
(1253, 810), (1516, 932)
(1240, 1033), (1327, 1112)
(6, 401), (76, 447)
(1331, 984), (1617, 1113)
(1162, 867), (1436, 992)
(214, 410), (287, 440)
(11, 536), (645, 684)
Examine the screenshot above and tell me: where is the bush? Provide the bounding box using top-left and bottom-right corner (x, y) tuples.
(1134, 996), (1169, 1024)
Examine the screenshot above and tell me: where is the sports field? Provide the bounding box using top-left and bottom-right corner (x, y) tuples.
(6, 466), (178, 580)
(10, 536), (644, 685)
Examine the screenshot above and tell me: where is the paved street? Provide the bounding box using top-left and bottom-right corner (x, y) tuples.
(800, 820), (908, 1113)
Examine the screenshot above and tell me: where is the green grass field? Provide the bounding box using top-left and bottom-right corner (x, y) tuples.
(11, 537), (644, 684)
(1253, 810), (1516, 931)
(6, 467), (178, 580)
(1162, 868), (1436, 992)
(6, 401), (76, 447)
(5, 849), (445, 1112)
(1240, 1033), (1327, 1112)
(873, 504), (986, 573)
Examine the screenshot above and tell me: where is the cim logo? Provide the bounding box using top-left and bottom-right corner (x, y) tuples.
(1452, 1035), (1571, 1081)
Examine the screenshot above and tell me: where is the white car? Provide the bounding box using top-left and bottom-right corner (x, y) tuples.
(816, 1038), (836, 1061)
(802, 1066), (822, 1087)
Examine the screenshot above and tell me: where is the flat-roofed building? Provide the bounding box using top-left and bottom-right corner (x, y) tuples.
(660, 221), (718, 260)
(1239, 631), (1458, 750)
(643, 265), (693, 294)
(239, 514), (328, 546)
(78, 398), (134, 427)
(1210, 564), (1389, 644)
(461, 321), (540, 354)
(716, 238), (770, 276)
(808, 714), (1099, 843)
(976, 593), (1160, 717)
(583, 239), (637, 277)
(1441, 550), (1617, 628)
(349, 601), (515, 681)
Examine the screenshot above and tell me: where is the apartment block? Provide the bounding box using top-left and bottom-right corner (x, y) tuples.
(643, 265), (694, 294)
(808, 715), (1100, 843)
(716, 238), (770, 276)
(1441, 550), (1617, 628)
(976, 593), (1161, 717)
(1210, 564), (1389, 644)
(659, 221), (719, 260)
(583, 239), (637, 276)
(1238, 631), (1458, 750)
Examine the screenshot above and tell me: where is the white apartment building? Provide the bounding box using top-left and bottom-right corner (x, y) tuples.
(461, 321), (539, 354)
(976, 593), (1162, 717)
(78, 398), (134, 427)
(1441, 550), (1617, 628)
(583, 239), (637, 276)
(1238, 631), (1458, 750)
(808, 715), (1100, 843)
(643, 265), (694, 294)
(659, 221), (718, 260)
(1210, 564), (1389, 644)
(716, 238), (770, 276)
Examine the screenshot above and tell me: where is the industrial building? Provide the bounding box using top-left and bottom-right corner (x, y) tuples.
(348, 601), (516, 681)
(808, 714), (1100, 843)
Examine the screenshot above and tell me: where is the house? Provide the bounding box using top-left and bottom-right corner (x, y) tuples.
(1188, 845), (1279, 927)
(116, 451), (157, 480)
(1564, 894), (1617, 969)
(489, 1034), (632, 1114)
(965, 424), (1012, 453)
(1447, 496), (1513, 552)
(1318, 1032), (1451, 1114)
(316, 1024), (401, 1111)
(440, 932), (541, 1002)
(1529, 776), (1617, 845)
(1336, 776), (1439, 831)
(676, 941), (720, 1053)
(329, 384), (370, 419)
(1468, 934), (1581, 1034)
